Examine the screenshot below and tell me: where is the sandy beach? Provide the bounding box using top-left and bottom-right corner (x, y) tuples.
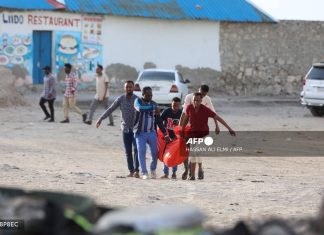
(0, 91), (324, 229)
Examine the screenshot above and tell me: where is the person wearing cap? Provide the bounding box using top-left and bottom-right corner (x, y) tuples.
(60, 63), (87, 123)
(84, 65), (114, 126)
(39, 66), (56, 122)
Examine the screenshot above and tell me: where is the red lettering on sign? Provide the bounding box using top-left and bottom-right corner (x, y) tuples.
(37, 16), (42, 25)
(58, 17), (63, 26)
(26, 14), (80, 28)
(43, 16), (49, 24)
(67, 19), (73, 27)
(74, 19), (81, 27)
(27, 15), (33, 24)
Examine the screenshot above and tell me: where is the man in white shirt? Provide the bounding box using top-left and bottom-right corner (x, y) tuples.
(182, 85), (215, 115)
(180, 84), (216, 180)
(84, 65), (114, 125)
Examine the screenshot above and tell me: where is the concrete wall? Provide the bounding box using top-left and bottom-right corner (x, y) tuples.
(217, 20), (324, 96)
(107, 20), (324, 96)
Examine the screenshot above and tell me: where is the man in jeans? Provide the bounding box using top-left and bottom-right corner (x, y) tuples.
(60, 63), (87, 123)
(96, 81), (139, 177)
(159, 97), (182, 179)
(84, 64), (114, 126)
(133, 87), (170, 179)
(39, 66), (56, 122)
(181, 92), (236, 180)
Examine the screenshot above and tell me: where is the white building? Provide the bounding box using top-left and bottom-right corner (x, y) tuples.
(0, 0), (274, 85)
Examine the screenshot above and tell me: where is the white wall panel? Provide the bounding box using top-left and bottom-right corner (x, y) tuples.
(102, 16), (221, 71)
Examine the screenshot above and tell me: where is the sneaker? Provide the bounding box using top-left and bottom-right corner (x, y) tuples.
(84, 120), (92, 125)
(60, 119), (69, 123)
(44, 115), (51, 120)
(48, 119), (55, 122)
(107, 123), (114, 126)
(82, 113), (87, 122)
(160, 174), (169, 179)
(151, 171), (157, 179)
(127, 172), (134, 177)
(171, 172), (177, 179)
(142, 174), (148, 180)
(134, 171), (140, 178)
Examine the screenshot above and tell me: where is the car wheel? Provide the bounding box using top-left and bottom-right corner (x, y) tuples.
(310, 106), (324, 117)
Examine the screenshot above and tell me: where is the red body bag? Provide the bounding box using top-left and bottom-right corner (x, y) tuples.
(157, 126), (190, 167)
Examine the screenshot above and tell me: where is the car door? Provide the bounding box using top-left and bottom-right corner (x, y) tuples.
(305, 66), (324, 99)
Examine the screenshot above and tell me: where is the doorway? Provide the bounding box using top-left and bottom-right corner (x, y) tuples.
(32, 31), (52, 84)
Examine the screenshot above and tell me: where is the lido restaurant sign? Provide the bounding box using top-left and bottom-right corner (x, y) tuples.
(1, 11), (82, 30)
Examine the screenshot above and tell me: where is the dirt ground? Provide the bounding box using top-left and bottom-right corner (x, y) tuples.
(0, 91), (324, 229)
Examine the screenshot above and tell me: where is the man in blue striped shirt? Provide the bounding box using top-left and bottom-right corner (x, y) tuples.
(134, 87), (170, 179)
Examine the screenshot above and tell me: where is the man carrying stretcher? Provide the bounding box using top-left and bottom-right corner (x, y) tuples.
(180, 92), (236, 180)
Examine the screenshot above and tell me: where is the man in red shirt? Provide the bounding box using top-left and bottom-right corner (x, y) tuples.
(181, 92), (236, 180)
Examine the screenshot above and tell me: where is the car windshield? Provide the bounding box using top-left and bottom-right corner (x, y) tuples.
(308, 67), (324, 80)
(139, 71), (175, 81)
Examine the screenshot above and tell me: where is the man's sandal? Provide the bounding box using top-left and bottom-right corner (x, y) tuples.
(198, 170), (204, 180)
(182, 171), (188, 180)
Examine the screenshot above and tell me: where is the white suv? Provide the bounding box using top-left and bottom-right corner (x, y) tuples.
(134, 69), (189, 105)
(300, 63), (324, 116)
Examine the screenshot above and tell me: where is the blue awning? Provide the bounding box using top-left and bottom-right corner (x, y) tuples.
(0, 0), (276, 23)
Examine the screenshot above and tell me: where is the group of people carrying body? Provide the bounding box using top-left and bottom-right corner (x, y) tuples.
(39, 63), (236, 180)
